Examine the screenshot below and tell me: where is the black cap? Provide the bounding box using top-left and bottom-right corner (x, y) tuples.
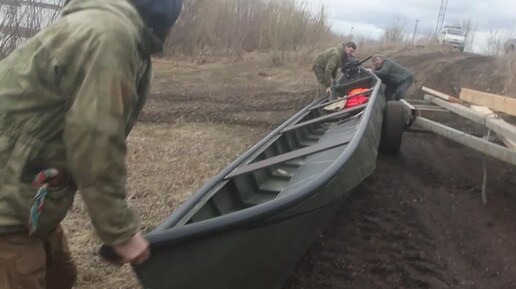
(133, 0), (183, 41)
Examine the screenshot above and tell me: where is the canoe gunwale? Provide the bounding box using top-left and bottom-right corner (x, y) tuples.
(145, 71), (383, 249)
(280, 103), (367, 133)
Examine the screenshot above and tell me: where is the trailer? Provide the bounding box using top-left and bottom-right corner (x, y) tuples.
(400, 87), (516, 203)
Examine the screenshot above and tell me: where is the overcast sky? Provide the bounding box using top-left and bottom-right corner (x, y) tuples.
(318, 0), (516, 53)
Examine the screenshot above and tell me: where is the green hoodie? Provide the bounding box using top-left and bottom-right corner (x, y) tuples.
(0, 0), (159, 245)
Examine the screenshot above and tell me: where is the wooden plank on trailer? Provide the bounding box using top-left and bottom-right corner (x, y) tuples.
(460, 88), (516, 117)
(422, 86), (463, 103)
(470, 105), (494, 115)
(424, 95), (516, 143)
(499, 136), (516, 150)
(470, 106), (516, 150)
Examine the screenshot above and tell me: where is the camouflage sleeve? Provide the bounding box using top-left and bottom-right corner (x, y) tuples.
(323, 54), (339, 86)
(63, 31), (140, 246)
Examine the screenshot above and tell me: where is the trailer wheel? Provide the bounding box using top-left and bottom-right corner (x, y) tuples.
(380, 100), (404, 155)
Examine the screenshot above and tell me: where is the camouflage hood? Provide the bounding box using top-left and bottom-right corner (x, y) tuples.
(62, 0), (164, 53)
(63, 0), (183, 44)
(63, 0), (141, 18)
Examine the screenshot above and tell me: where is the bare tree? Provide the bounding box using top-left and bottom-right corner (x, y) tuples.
(0, 0), (62, 59)
(484, 27), (515, 56)
(383, 16), (406, 43)
(461, 19), (475, 52)
(164, 0), (336, 60)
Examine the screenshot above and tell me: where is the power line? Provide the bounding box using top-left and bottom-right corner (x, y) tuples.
(434, 0), (448, 36)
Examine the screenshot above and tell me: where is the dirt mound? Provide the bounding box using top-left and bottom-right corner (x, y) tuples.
(282, 51), (516, 289)
(285, 134), (516, 289)
(390, 50), (506, 98)
(140, 87), (315, 127)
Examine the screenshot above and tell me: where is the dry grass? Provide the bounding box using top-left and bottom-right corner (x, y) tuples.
(151, 52), (319, 91)
(484, 28), (515, 56)
(165, 0), (337, 63)
(494, 53), (516, 96)
(63, 122), (268, 289)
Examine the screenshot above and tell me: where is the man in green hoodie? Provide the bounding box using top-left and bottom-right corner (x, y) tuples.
(0, 0), (182, 288)
(313, 41), (357, 98)
(372, 55), (414, 100)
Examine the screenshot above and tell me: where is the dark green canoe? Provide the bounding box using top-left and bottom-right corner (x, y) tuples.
(131, 67), (389, 289)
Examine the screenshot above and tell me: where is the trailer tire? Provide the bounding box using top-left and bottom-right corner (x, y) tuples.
(380, 100), (404, 155)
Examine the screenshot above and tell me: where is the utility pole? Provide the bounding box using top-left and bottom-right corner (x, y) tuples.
(434, 0), (448, 36)
(412, 19), (419, 45)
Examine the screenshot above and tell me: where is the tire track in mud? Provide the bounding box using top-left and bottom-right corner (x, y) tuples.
(392, 51), (501, 98)
(284, 155), (457, 289)
(140, 88), (316, 127)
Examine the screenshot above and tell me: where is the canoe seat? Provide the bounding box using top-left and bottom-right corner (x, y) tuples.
(285, 158), (304, 166)
(299, 140), (318, 147)
(241, 193), (277, 207)
(259, 178), (289, 193)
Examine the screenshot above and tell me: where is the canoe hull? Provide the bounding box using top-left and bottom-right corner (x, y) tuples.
(136, 199), (341, 289)
(134, 74), (386, 289)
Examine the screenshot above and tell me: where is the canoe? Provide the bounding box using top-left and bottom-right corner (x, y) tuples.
(131, 67), (387, 289)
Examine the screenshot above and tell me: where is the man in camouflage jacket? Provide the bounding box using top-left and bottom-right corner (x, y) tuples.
(312, 41), (357, 97)
(0, 0), (182, 288)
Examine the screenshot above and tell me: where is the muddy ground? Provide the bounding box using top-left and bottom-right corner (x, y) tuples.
(283, 51), (516, 289)
(284, 131), (516, 289)
(68, 50), (516, 289)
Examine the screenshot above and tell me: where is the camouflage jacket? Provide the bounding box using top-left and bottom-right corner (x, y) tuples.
(0, 0), (161, 245)
(374, 59), (413, 85)
(313, 46), (344, 86)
